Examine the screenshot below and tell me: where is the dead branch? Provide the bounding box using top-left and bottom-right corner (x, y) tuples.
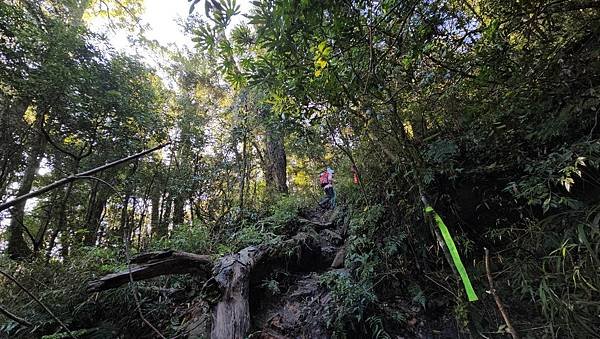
(0, 269), (75, 338)
(87, 251), (213, 292)
(485, 248), (520, 339)
(88, 232), (322, 339)
(0, 304), (32, 327)
(0, 143), (169, 212)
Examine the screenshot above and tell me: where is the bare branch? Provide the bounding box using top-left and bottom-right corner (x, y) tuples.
(0, 143), (169, 212)
(86, 251), (213, 292)
(0, 269), (75, 338)
(0, 304), (32, 327)
(485, 248), (520, 339)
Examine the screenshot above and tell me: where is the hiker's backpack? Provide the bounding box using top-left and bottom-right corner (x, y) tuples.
(319, 171), (329, 187)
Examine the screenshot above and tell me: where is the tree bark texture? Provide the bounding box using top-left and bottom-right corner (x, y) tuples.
(238, 133), (248, 213)
(56, 160), (79, 258)
(156, 193), (171, 238)
(83, 183), (110, 246)
(7, 105), (47, 259)
(119, 193), (131, 244)
(173, 196), (185, 226)
(150, 190), (161, 236)
(88, 233), (322, 339)
(265, 129), (288, 194)
(0, 96), (30, 192)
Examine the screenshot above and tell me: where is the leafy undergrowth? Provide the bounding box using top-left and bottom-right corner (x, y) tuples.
(2, 187), (600, 338)
(0, 194), (324, 338)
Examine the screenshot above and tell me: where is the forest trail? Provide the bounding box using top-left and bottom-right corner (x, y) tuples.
(88, 203), (461, 338)
(197, 205), (449, 338)
(180, 206), (353, 338)
(88, 205), (352, 338)
(248, 207), (346, 338)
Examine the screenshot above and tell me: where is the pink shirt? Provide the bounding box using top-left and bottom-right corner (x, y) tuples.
(324, 172), (333, 188)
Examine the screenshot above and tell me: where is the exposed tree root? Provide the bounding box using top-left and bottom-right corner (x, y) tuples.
(87, 232), (324, 339)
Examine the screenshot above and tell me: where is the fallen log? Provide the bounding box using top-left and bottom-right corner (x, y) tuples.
(87, 251), (212, 293)
(210, 232), (321, 338)
(210, 246), (258, 339)
(87, 233), (322, 339)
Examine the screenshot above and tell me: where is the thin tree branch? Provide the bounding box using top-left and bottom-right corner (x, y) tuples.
(41, 127), (86, 160)
(13, 217), (36, 248)
(0, 304), (32, 327)
(0, 269), (75, 338)
(0, 143), (169, 212)
(485, 248), (520, 339)
(77, 176), (120, 195)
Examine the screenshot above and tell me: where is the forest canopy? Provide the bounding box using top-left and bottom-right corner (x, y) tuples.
(1, 0), (599, 338)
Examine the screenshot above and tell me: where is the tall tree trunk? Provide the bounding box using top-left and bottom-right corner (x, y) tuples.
(134, 195), (150, 251)
(57, 181), (75, 258)
(252, 140), (273, 189)
(162, 196), (172, 234)
(265, 129), (288, 194)
(34, 192), (58, 254)
(155, 194), (171, 238)
(127, 196), (137, 245)
(0, 97), (30, 193)
(45, 227), (59, 260)
(173, 196), (185, 226)
(83, 181), (109, 246)
(239, 133), (248, 214)
(150, 190), (160, 236)
(59, 229), (70, 258)
(7, 105), (47, 259)
(119, 193), (131, 244)
(189, 197), (195, 223)
(54, 157), (80, 259)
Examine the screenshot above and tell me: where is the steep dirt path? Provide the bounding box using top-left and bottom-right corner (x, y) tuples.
(248, 207), (350, 338)
(89, 206), (351, 338)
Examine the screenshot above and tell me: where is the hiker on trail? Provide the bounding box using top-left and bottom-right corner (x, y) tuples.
(319, 167), (335, 209)
(351, 164), (359, 185)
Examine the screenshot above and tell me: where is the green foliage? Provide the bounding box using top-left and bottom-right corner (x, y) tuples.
(260, 278), (281, 296)
(408, 284), (426, 309)
(0, 247), (122, 337)
(316, 204), (413, 336)
(319, 270), (377, 335)
(507, 141), (599, 212)
(150, 221), (214, 254)
(487, 209), (600, 336)
(264, 194), (309, 226)
(231, 222), (279, 250)
(453, 299), (469, 330)
(425, 139), (458, 164)
(365, 315), (391, 339)
(2, 0), (600, 337)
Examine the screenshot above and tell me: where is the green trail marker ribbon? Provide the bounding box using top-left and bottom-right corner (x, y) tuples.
(425, 206), (479, 302)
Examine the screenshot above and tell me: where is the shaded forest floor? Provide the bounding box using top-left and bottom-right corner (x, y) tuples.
(135, 205), (464, 339)
(2, 199), (536, 338)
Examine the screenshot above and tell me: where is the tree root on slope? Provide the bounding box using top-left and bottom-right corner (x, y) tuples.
(87, 232), (324, 339)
